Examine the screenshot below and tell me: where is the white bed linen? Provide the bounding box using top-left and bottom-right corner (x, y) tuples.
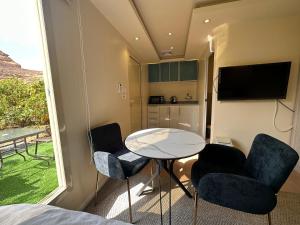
(0, 204), (131, 225)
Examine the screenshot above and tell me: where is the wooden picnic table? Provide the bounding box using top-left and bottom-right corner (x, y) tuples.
(0, 127), (49, 169)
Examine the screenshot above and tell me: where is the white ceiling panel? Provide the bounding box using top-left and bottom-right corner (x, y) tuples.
(133, 0), (194, 59)
(90, 0), (159, 63)
(186, 0), (300, 59)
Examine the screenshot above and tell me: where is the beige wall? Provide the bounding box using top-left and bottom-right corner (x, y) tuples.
(149, 81), (198, 102)
(42, 0), (134, 209)
(197, 60), (206, 137)
(292, 67), (300, 172)
(141, 64), (149, 129)
(211, 15), (300, 155)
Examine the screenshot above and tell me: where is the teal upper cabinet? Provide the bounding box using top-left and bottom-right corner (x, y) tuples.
(148, 60), (198, 82)
(180, 60), (198, 81)
(169, 62), (179, 81)
(160, 63), (169, 82)
(148, 64), (160, 82)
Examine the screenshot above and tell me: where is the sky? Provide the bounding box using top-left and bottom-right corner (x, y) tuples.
(0, 0), (43, 71)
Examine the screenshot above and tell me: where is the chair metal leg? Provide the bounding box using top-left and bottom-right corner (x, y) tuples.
(95, 171), (99, 206)
(268, 212), (271, 225)
(193, 189), (198, 225)
(127, 178), (133, 224)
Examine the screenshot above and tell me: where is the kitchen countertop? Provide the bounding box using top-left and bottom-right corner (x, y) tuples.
(148, 101), (199, 105)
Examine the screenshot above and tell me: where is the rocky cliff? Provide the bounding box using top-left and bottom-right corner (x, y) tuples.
(0, 50), (42, 81)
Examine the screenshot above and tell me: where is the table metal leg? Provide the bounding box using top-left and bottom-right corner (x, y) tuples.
(137, 160), (159, 196)
(163, 160), (192, 198)
(168, 160), (172, 225)
(34, 134), (39, 155)
(151, 160), (155, 189)
(34, 134), (54, 160)
(13, 140), (26, 161)
(0, 151), (3, 169)
(24, 137), (50, 166)
(157, 160), (163, 225)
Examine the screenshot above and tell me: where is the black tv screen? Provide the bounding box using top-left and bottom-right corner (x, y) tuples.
(217, 62), (291, 100)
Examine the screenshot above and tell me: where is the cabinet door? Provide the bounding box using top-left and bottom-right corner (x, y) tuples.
(169, 62), (179, 81)
(180, 60), (198, 81)
(169, 105), (179, 128)
(159, 106), (170, 128)
(160, 63), (169, 82)
(148, 106), (159, 128)
(148, 64), (160, 82)
(178, 105), (200, 133)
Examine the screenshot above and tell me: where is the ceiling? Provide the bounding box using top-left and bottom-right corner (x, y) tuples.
(90, 0), (160, 62)
(91, 0), (300, 63)
(132, 0), (194, 59)
(186, 0), (300, 59)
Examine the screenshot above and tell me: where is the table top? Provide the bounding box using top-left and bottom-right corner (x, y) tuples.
(0, 127), (45, 144)
(125, 128), (206, 159)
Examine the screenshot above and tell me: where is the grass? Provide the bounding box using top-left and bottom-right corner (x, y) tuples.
(0, 142), (58, 205)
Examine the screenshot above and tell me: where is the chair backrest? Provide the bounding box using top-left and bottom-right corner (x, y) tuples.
(89, 123), (124, 154)
(244, 133), (299, 193)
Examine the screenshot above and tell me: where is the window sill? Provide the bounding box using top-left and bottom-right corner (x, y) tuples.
(39, 185), (67, 205)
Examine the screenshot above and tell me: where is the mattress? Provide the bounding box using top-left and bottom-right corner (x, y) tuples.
(0, 204), (130, 225)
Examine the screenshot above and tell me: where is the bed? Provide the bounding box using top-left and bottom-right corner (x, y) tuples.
(0, 204), (131, 225)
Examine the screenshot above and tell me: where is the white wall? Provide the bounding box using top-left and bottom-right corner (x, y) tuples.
(42, 0), (135, 209)
(211, 15), (300, 155)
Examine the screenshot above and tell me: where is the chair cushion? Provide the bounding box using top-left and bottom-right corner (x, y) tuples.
(199, 144), (246, 166)
(191, 144), (246, 187)
(114, 147), (149, 178)
(198, 173), (277, 214)
(94, 151), (125, 180)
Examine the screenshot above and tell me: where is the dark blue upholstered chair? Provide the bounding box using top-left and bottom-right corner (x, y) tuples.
(89, 123), (149, 223)
(191, 133), (299, 225)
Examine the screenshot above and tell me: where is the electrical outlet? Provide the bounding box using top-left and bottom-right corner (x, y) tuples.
(117, 83), (122, 93)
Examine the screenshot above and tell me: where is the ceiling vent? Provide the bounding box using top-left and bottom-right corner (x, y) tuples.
(194, 0), (240, 8)
(160, 50), (173, 57)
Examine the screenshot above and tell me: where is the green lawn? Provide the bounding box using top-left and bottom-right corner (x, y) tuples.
(0, 142), (58, 205)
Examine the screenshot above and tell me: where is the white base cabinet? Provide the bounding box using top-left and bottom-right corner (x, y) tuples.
(148, 106), (159, 128)
(148, 104), (200, 133)
(159, 105), (170, 128)
(170, 105), (180, 129)
(177, 105), (200, 133)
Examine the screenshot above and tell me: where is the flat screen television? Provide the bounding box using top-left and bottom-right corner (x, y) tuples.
(217, 61), (291, 100)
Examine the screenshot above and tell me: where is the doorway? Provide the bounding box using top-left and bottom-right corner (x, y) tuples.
(205, 53), (214, 140)
(128, 57), (142, 132)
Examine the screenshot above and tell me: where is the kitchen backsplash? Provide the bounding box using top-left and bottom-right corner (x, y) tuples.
(149, 80), (198, 101)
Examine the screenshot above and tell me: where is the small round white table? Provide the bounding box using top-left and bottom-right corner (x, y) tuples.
(125, 128), (206, 225)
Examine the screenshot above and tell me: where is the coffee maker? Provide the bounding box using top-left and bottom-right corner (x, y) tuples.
(170, 96), (177, 104)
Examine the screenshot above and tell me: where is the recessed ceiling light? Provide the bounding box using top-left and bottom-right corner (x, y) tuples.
(204, 19), (210, 23)
(135, 37), (139, 40)
(170, 46), (174, 50)
(168, 32), (172, 36)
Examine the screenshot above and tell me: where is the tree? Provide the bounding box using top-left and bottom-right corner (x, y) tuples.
(0, 78), (49, 129)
